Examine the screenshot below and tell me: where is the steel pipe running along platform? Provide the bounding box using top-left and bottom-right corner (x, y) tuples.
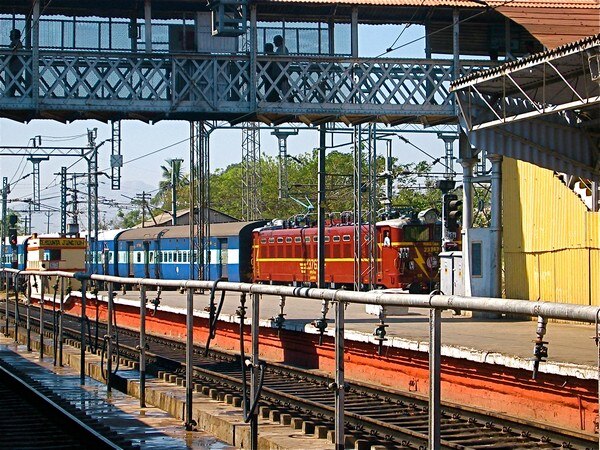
(3, 272), (598, 448)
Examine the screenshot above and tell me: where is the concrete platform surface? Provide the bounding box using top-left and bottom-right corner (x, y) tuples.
(0, 336), (235, 450)
(95, 289), (598, 378)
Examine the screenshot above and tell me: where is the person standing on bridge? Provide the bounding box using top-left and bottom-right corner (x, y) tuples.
(273, 35), (291, 101)
(6, 28), (23, 97)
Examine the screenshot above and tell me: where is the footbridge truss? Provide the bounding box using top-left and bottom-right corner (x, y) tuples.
(0, 50), (489, 125)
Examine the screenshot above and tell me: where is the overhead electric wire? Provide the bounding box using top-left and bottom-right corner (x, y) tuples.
(376, 0), (518, 59)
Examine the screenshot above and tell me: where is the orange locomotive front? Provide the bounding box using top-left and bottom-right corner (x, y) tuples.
(252, 216), (441, 292)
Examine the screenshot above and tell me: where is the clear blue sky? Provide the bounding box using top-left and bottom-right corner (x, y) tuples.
(0, 24), (458, 232)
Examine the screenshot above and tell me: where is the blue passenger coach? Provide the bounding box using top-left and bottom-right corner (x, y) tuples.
(107, 221), (265, 281)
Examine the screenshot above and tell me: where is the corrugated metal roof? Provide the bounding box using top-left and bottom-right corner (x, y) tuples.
(258, 0), (597, 7)
(118, 221), (264, 241)
(452, 33), (600, 90)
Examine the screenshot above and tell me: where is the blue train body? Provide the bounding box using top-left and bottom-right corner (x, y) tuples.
(2, 236), (29, 271)
(93, 221), (265, 282)
(3, 221), (265, 284)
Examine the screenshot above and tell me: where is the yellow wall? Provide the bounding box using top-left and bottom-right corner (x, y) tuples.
(503, 158), (600, 306)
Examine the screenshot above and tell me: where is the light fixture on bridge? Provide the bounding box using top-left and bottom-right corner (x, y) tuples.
(209, 0), (247, 37)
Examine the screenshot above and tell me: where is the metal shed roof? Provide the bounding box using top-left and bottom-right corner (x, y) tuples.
(452, 33), (600, 181)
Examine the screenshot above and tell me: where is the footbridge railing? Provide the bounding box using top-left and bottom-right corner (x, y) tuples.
(0, 50), (491, 123)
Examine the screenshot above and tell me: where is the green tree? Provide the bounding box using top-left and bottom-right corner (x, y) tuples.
(153, 159), (189, 210)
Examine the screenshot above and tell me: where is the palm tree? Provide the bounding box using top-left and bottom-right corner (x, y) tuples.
(155, 159), (189, 209)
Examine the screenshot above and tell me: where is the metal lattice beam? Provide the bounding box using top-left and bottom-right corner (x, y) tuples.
(189, 121), (211, 281)
(241, 123), (262, 220)
(0, 50), (492, 123)
(111, 121), (122, 190)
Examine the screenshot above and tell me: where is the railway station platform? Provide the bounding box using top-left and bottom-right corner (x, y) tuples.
(0, 335), (234, 450)
(15, 288), (600, 435)
(104, 289), (598, 377)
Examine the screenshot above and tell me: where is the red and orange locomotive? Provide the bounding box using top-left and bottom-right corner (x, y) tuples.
(252, 211), (441, 292)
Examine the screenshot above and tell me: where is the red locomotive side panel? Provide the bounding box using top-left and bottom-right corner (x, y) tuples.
(253, 218), (441, 292)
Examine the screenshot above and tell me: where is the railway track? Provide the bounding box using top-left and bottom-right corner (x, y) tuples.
(2, 300), (597, 450)
(0, 351), (134, 449)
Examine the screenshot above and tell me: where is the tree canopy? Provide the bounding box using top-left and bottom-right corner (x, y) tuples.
(111, 150), (444, 228)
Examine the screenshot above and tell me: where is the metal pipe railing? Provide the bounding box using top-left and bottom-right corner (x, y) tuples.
(2, 267), (599, 450)
(2, 269), (597, 323)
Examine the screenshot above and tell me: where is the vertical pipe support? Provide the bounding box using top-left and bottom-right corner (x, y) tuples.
(39, 276), (45, 360)
(317, 125), (327, 289)
(59, 277), (64, 366)
(107, 282), (114, 392)
(488, 154), (503, 299)
(334, 297), (345, 450)
(80, 278), (87, 385)
(251, 292), (260, 449)
(185, 287), (194, 428)
(139, 285), (147, 408)
(26, 275), (31, 351)
(4, 272), (8, 336)
(13, 273), (18, 342)
(428, 307), (442, 450)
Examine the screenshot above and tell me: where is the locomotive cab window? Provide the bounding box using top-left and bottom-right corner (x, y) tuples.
(404, 225), (430, 242)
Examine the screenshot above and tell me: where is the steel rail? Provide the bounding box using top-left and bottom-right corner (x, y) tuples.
(0, 361), (122, 450)
(3, 269), (600, 323)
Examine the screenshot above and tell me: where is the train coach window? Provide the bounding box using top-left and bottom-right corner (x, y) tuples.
(268, 237), (275, 244)
(136, 252), (141, 263)
(178, 251), (183, 262)
(313, 236), (318, 242)
(324, 236), (330, 242)
(404, 225), (430, 242)
(261, 238), (267, 244)
(183, 252), (188, 263)
(295, 237), (301, 243)
(333, 236), (340, 242)
(277, 237), (284, 243)
(168, 252), (173, 263)
(149, 252), (154, 263)
(342, 235), (350, 242)
(285, 237), (292, 243)
(305, 236), (310, 243)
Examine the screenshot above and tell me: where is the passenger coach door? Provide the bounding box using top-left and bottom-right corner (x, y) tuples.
(143, 241), (150, 278)
(127, 242), (134, 277)
(219, 239), (228, 279)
